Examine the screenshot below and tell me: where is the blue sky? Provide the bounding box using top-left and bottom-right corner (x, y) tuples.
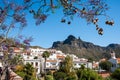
(17, 0), (120, 48)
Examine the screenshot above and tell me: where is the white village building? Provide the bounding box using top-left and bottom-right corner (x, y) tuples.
(22, 47), (93, 74)
(109, 51), (120, 72)
(69, 54), (93, 69)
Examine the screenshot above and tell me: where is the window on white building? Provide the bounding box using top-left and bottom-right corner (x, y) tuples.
(112, 64), (116, 67)
(51, 63), (56, 65)
(31, 62), (33, 65)
(46, 63), (49, 66)
(27, 57), (29, 59)
(74, 63), (77, 66)
(35, 62), (38, 67)
(79, 63), (81, 65)
(114, 64), (116, 67)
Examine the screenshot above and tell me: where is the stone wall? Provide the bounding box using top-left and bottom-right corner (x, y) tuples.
(8, 68), (23, 80)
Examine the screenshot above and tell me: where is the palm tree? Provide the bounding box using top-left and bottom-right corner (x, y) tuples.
(42, 51), (50, 76)
(23, 63), (35, 80)
(60, 55), (73, 73)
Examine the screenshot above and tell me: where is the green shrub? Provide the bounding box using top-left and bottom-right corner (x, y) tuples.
(76, 68), (103, 80)
(16, 71), (25, 78)
(45, 75), (54, 80)
(46, 71), (53, 75)
(111, 68), (120, 80)
(53, 71), (67, 80)
(67, 71), (78, 80)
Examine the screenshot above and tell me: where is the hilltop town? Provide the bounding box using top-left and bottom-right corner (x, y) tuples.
(1, 46), (120, 80)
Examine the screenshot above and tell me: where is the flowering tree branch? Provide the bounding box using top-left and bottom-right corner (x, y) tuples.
(0, 0), (114, 54)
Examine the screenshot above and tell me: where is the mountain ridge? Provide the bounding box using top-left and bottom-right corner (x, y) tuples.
(51, 35), (120, 60)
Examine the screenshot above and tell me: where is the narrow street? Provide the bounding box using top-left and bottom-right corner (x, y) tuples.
(0, 71), (6, 80)
(1, 74), (5, 80)
(0, 67), (7, 80)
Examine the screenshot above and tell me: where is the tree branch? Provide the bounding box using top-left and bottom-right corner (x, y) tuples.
(50, 0), (53, 7)
(5, 21), (14, 39)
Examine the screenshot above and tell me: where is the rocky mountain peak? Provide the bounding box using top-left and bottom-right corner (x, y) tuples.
(63, 35), (82, 45)
(51, 35), (120, 60)
(67, 35), (76, 40)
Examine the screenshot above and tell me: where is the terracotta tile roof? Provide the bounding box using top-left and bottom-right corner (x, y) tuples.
(100, 58), (106, 62)
(56, 55), (65, 58)
(46, 60), (57, 62)
(117, 58), (120, 63)
(93, 63), (98, 68)
(14, 47), (21, 53)
(73, 60), (87, 63)
(14, 47), (20, 50)
(99, 72), (110, 78)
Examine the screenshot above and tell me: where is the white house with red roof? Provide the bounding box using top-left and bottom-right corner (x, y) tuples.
(22, 48), (66, 74)
(45, 59), (58, 71)
(69, 54), (93, 69)
(30, 48), (47, 56)
(13, 47), (23, 54)
(44, 50), (66, 71)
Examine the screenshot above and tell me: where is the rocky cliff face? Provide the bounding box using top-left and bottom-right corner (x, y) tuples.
(51, 35), (120, 60)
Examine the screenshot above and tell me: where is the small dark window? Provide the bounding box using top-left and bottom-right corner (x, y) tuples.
(35, 62), (38, 67)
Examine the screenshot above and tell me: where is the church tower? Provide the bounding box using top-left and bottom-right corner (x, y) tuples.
(110, 51), (116, 59)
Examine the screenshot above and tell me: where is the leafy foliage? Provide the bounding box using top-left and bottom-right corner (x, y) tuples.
(53, 55), (104, 80)
(23, 63), (34, 75)
(53, 55), (78, 80)
(67, 71), (78, 80)
(76, 68), (103, 80)
(99, 61), (112, 71)
(45, 75), (54, 80)
(0, 0), (114, 69)
(111, 68), (120, 80)
(15, 65), (24, 72)
(0, 1), (115, 79)
(9, 54), (23, 66)
(59, 55), (73, 73)
(53, 71), (67, 80)
(42, 51), (50, 59)
(34, 56), (38, 59)
(0, 0), (113, 44)
(42, 51), (50, 76)
(15, 63), (37, 80)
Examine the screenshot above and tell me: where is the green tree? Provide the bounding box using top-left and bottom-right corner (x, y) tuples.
(60, 55), (73, 73)
(67, 71), (78, 80)
(23, 63), (36, 80)
(9, 54), (23, 66)
(57, 55), (78, 80)
(34, 56), (38, 59)
(111, 68), (120, 80)
(99, 61), (112, 71)
(15, 63), (37, 80)
(0, 0), (114, 75)
(42, 51), (50, 76)
(105, 77), (114, 80)
(45, 75), (54, 80)
(53, 71), (67, 80)
(76, 68), (103, 80)
(0, 0), (113, 41)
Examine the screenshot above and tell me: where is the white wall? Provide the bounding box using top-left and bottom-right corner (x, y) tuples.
(109, 59), (117, 72)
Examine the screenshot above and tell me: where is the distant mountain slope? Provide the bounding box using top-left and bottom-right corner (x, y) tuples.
(51, 35), (120, 60)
